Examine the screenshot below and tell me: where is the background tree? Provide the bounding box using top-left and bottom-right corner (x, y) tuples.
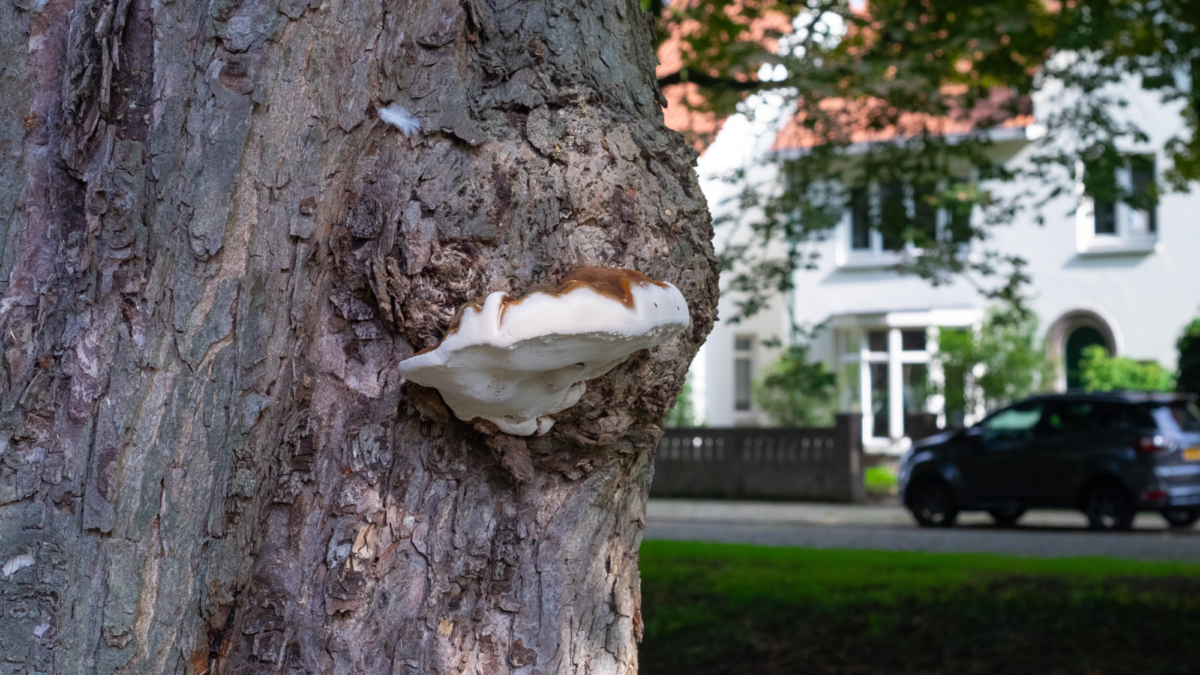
(935, 307), (1054, 422)
(0, 0), (718, 672)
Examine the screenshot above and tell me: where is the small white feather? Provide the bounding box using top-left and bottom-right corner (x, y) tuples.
(2, 552), (34, 577)
(379, 104), (421, 137)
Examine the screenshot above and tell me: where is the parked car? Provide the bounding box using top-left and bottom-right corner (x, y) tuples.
(898, 392), (1200, 530)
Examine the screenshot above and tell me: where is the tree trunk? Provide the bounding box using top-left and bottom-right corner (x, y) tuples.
(0, 0), (717, 670)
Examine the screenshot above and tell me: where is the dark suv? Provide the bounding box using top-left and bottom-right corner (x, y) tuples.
(898, 392), (1200, 530)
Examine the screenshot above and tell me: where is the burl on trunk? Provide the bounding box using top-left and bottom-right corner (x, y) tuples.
(0, 0), (717, 672)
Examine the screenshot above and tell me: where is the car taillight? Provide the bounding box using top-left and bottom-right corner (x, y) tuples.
(1138, 435), (1169, 453)
(1141, 489), (1167, 502)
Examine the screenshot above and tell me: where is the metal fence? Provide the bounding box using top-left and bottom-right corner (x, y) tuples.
(650, 414), (866, 502)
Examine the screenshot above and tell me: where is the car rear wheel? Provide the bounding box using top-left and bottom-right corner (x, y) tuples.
(907, 478), (958, 528)
(988, 506), (1027, 527)
(1161, 507), (1200, 528)
(1082, 481), (1134, 531)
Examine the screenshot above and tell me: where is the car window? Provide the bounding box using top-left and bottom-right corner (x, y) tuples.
(1042, 401), (1124, 436)
(1152, 402), (1200, 433)
(981, 404), (1043, 446)
(1109, 403), (1156, 432)
(984, 406), (1042, 430)
(1042, 402), (1086, 436)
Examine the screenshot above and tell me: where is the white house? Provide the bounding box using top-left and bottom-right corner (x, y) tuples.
(697, 82), (1200, 455)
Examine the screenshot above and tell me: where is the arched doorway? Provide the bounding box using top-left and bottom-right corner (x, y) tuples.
(1045, 309), (1120, 392)
(1065, 326), (1108, 390)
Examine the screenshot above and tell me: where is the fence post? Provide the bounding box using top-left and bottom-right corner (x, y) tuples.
(836, 413), (867, 503)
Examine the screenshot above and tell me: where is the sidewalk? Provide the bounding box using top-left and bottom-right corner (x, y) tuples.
(645, 499), (1200, 561)
(647, 498), (1186, 531)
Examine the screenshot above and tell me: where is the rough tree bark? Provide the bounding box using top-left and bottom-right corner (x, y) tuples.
(0, 0), (717, 671)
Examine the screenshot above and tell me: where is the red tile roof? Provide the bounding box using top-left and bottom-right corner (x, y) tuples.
(771, 87), (1033, 153)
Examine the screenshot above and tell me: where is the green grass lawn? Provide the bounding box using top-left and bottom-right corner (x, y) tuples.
(639, 541), (1200, 675)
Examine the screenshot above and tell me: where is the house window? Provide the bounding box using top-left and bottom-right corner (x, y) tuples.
(869, 362), (890, 438)
(912, 182), (939, 244)
(903, 364), (930, 412)
(901, 329), (927, 351)
(841, 181), (972, 262)
(1081, 155), (1157, 253)
(1129, 156), (1157, 235)
(878, 180), (907, 251)
(868, 330), (888, 353)
(1092, 156), (1156, 236)
(734, 336), (754, 412)
(946, 200), (972, 243)
(850, 187), (871, 250)
(1094, 199), (1117, 235)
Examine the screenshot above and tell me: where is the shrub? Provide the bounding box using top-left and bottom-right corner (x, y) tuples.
(752, 345), (837, 427)
(1079, 345), (1174, 392)
(864, 466), (898, 496)
(1177, 318), (1200, 397)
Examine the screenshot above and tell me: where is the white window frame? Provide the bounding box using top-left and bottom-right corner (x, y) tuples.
(829, 309), (982, 453)
(839, 326), (937, 446)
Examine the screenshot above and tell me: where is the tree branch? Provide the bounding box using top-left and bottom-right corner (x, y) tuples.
(656, 69), (766, 92)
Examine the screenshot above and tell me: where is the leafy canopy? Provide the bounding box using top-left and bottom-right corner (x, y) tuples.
(934, 306), (1054, 418)
(653, 0), (1199, 322)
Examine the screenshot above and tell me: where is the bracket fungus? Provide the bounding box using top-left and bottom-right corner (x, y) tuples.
(398, 267), (690, 436)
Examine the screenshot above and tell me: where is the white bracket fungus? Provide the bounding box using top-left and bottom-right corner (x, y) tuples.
(398, 267), (690, 436)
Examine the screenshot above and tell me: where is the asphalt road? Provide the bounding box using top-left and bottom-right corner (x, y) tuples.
(644, 499), (1200, 562)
